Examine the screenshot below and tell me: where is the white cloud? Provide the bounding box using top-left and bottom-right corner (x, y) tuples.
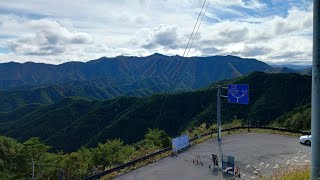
(142, 24), (182, 49)
(0, 0), (314, 65)
(192, 5), (313, 64)
(266, 8), (312, 36)
(211, 0), (266, 10)
(7, 19), (92, 56)
(245, 0), (267, 10)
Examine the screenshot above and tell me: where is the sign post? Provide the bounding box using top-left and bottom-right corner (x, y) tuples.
(216, 84), (249, 141)
(217, 85), (222, 141)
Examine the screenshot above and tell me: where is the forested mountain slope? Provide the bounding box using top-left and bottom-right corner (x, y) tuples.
(0, 54), (300, 112)
(0, 72), (311, 152)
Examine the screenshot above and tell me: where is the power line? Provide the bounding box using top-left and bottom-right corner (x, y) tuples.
(141, 1), (211, 179)
(186, 0), (210, 57)
(153, 0), (210, 129)
(143, 1), (211, 178)
(182, 0), (208, 57)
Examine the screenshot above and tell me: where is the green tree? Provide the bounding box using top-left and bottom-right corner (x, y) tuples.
(145, 128), (171, 148)
(92, 139), (134, 171)
(21, 137), (51, 179)
(272, 104), (311, 131)
(64, 152), (89, 180)
(0, 136), (24, 179)
(22, 137), (51, 160)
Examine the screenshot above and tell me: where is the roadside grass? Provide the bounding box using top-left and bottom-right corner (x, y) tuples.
(262, 163), (310, 180)
(229, 128), (303, 137)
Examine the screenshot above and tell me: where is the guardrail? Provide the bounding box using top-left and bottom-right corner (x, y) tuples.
(82, 126), (310, 180)
(222, 126), (311, 135)
(82, 147), (171, 180)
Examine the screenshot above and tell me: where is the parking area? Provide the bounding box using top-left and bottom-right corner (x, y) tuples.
(115, 133), (311, 180)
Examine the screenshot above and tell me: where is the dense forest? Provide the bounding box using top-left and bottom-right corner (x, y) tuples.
(0, 72), (311, 152)
(271, 104), (311, 131)
(0, 128), (171, 180)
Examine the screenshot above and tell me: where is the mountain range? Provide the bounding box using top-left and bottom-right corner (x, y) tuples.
(0, 54), (312, 152)
(271, 64), (312, 70)
(0, 54), (271, 89)
(0, 54), (307, 112)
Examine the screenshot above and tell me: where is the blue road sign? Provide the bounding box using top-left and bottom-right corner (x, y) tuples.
(228, 84), (249, 105)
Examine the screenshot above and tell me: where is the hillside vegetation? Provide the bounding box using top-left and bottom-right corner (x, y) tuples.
(0, 129), (171, 180)
(271, 104), (311, 131)
(0, 72), (311, 152)
(0, 77), (170, 112)
(0, 54), (297, 112)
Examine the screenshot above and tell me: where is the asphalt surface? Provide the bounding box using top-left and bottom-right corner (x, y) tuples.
(115, 133), (311, 180)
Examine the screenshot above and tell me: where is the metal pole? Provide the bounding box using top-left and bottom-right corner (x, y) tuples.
(217, 85), (221, 141)
(32, 158), (34, 180)
(59, 169), (64, 180)
(312, 0), (320, 179)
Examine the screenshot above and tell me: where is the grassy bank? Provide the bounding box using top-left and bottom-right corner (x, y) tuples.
(263, 163), (310, 180)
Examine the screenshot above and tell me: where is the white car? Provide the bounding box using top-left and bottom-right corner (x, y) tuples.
(300, 135), (311, 146)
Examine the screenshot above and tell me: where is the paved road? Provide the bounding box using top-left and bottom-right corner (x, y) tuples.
(116, 133), (311, 180)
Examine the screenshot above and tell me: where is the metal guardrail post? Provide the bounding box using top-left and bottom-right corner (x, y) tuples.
(312, 0), (320, 179)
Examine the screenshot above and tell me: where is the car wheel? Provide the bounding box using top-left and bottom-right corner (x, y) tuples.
(305, 140), (311, 146)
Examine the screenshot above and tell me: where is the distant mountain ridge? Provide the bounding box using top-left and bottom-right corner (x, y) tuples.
(1, 54), (305, 112)
(271, 64), (312, 70)
(0, 54), (271, 89)
(300, 67), (312, 76)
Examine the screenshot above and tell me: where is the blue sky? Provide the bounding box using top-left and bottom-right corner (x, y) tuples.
(0, 0), (313, 64)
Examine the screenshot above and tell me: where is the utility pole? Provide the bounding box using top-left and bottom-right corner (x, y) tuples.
(31, 147), (35, 180)
(59, 169), (64, 180)
(311, 0), (320, 179)
(217, 85), (222, 141)
(32, 158), (34, 180)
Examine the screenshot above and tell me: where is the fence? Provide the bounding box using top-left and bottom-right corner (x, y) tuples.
(82, 126), (310, 180)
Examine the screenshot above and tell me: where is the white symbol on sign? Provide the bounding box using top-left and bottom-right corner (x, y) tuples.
(229, 86), (248, 103)
(231, 90), (248, 103)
